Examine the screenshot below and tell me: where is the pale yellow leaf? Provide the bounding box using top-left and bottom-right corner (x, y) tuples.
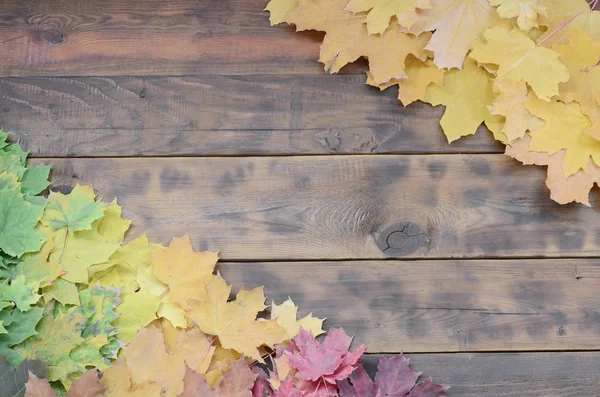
(265, 0), (298, 25)
(506, 134), (600, 206)
(345, 0), (432, 34)
(488, 79), (544, 141)
(526, 97), (600, 176)
(489, 0), (546, 31)
(424, 58), (495, 142)
(469, 26), (569, 101)
(271, 298), (325, 338)
(285, 0), (430, 84)
(554, 30), (600, 121)
(408, 0), (498, 69)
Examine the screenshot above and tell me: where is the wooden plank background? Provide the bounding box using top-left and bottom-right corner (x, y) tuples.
(3, 0), (600, 394)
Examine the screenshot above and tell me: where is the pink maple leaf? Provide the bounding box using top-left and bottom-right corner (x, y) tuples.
(273, 376), (302, 397)
(286, 328), (367, 384)
(375, 356), (422, 397)
(338, 367), (377, 397)
(407, 379), (450, 397)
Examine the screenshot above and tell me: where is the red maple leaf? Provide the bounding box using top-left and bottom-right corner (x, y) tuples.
(337, 356), (448, 397)
(286, 328), (367, 384)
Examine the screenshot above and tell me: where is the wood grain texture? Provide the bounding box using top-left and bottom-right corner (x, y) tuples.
(218, 260), (600, 352)
(0, 0), (343, 77)
(32, 155), (600, 260)
(0, 75), (501, 156)
(362, 352), (600, 396)
(0, 0), (598, 77)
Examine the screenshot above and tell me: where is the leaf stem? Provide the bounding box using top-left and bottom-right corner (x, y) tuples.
(536, 0), (596, 46)
(58, 230), (68, 263)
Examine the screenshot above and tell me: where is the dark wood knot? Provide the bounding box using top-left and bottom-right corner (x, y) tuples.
(377, 221), (426, 257)
(42, 29), (64, 45)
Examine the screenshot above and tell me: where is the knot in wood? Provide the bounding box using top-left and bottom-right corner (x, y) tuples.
(377, 221), (426, 257)
(42, 29), (64, 45)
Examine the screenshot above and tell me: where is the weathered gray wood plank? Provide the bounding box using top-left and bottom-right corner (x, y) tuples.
(0, 0), (344, 77)
(218, 259), (600, 352)
(361, 352), (600, 396)
(30, 155), (599, 260)
(0, 75), (501, 157)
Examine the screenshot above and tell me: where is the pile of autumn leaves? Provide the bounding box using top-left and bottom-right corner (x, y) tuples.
(0, 133), (447, 397)
(266, 0), (600, 206)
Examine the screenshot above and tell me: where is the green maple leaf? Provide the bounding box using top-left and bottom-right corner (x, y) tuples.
(79, 285), (121, 361)
(0, 130), (9, 150)
(0, 155), (25, 180)
(9, 242), (62, 290)
(0, 306), (43, 366)
(42, 278), (80, 306)
(42, 185), (106, 233)
(0, 173), (20, 193)
(15, 303), (86, 382)
(1, 143), (27, 166)
(0, 275), (40, 312)
(80, 285), (121, 339)
(0, 187), (46, 258)
(21, 164), (51, 196)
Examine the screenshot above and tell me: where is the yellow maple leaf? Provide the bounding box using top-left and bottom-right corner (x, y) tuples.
(49, 227), (120, 284)
(122, 327), (185, 397)
(345, 0), (432, 35)
(489, 0), (546, 31)
(162, 320), (216, 375)
(205, 344), (242, 387)
(408, 0), (498, 69)
(537, 0), (599, 44)
(113, 289), (161, 342)
(265, 0), (298, 25)
(366, 58), (445, 106)
(285, 0), (431, 84)
(554, 30), (600, 121)
(271, 298), (325, 338)
(94, 234), (163, 296)
(269, 354), (292, 390)
(157, 295), (188, 329)
(469, 26), (569, 101)
(506, 134), (600, 206)
(94, 199), (131, 244)
(188, 275), (289, 361)
(152, 234), (219, 311)
(526, 97), (600, 176)
(488, 79), (544, 141)
(101, 360), (162, 397)
(424, 58), (494, 142)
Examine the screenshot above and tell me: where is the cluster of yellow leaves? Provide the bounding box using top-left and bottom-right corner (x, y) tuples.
(266, 0), (600, 205)
(89, 232), (324, 396)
